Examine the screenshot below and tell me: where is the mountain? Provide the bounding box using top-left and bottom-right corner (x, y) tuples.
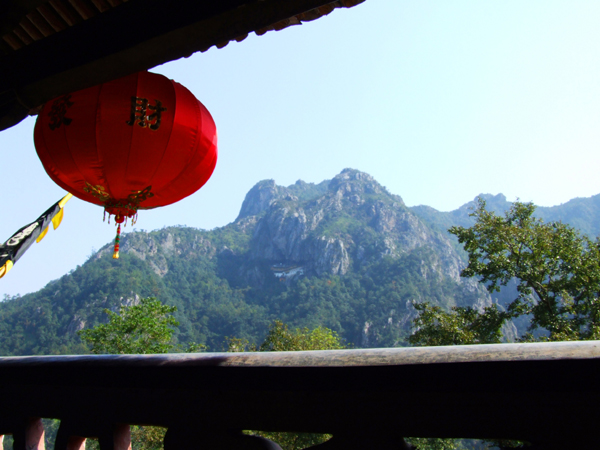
(410, 193), (600, 238)
(1, 169), (599, 355)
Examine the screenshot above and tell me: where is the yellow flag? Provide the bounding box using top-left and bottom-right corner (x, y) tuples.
(36, 226), (49, 243)
(0, 261), (13, 279)
(1, 192), (73, 280)
(52, 208), (64, 230)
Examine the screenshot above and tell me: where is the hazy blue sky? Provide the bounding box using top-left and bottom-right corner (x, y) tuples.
(3, 0), (600, 297)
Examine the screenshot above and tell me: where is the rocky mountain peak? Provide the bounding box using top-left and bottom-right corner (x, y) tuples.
(237, 180), (281, 220)
(456, 193), (509, 215)
(329, 168), (379, 193)
(243, 169), (460, 284)
(328, 169), (405, 207)
(237, 177), (330, 220)
(479, 193), (507, 203)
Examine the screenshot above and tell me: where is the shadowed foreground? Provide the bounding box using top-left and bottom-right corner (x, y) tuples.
(0, 341), (598, 450)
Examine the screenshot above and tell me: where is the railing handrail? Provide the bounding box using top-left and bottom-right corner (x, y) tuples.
(0, 340), (599, 367)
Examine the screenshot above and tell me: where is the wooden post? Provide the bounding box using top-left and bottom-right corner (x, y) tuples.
(66, 436), (86, 450)
(98, 424), (131, 450)
(12, 418), (45, 450)
(55, 421), (86, 450)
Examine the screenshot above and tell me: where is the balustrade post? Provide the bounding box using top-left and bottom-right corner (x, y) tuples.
(55, 420), (129, 450)
(54, 424), (86, 450)
(66, 436), (86, 450)
(54, 420), (86, 450)
(98, 424), (131, 450)
(12, 418), (45, 450)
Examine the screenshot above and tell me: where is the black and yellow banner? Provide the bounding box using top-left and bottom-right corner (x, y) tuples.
(0, 193), (72, 279)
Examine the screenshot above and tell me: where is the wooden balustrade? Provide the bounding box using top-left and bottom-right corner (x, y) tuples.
(0, 342), (598, 449)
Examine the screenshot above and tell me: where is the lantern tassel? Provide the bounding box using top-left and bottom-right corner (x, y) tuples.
(113, 223), (121, 259)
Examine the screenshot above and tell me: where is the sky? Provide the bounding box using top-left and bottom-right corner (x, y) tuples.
(2, 0), (600, 297)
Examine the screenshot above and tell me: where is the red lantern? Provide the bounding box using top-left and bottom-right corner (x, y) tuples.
(33, 71), (218, 258)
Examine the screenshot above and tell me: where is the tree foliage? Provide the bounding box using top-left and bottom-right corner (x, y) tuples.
(411, 199), (600, 344)
(409, 303), (512, 346)
(405, 437), (471, 450)
(78, 297), (203, 354)
(226, 320), (347, 352)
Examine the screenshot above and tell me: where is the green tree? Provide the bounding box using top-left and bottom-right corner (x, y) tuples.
(262, 320), (347, 351)
(405, 437), (470, 450)
(409, 199), (600, 449)
(129, 426), (166, 450)
(78, 297), (203, 354)
(227, 320), (347, 450)
(411, 199), (600, 345)
(409, 303), (513, 346)
(226, 320), (348, 353)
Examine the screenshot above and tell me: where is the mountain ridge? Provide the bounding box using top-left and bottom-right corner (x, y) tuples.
(410, 191), (600, 237)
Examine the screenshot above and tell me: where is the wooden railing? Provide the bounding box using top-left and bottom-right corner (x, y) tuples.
(0, 341), (598, 450)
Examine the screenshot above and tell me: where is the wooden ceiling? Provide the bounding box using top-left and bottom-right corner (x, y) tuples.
(0, 0), (364, 132)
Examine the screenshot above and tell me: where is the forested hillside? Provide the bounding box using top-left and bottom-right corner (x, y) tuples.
(1, 169), (598, 355)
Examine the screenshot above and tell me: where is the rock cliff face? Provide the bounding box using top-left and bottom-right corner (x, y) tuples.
(237, 179), (329, 220)
(243, 169), (467, 284)
(98, 229), (218, 277)
(237, 180), (283, 220)
(106, 169), (473, 292)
